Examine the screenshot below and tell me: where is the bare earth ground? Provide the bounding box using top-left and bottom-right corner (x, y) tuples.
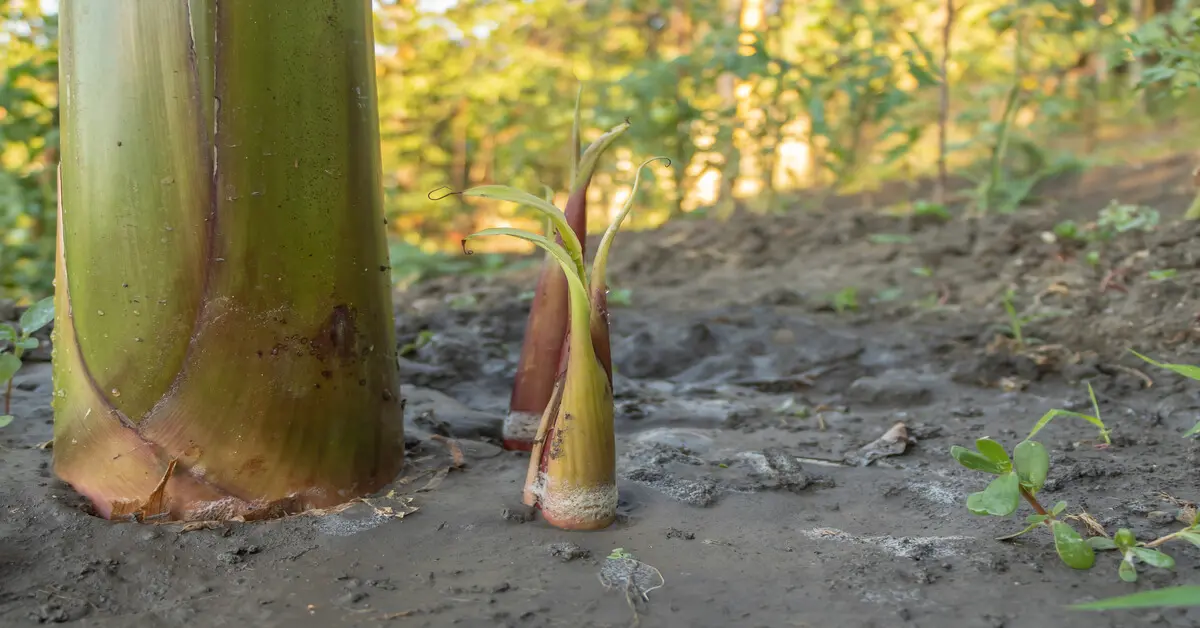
(3, 153), (1200, 627)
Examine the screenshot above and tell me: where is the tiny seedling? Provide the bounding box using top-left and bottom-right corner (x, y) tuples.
(1147, 268), (1178, 281)
(911, 200), (951, 221)
(0, 296), (54, 426)
(1129, 350), (1200, 437)
(830, 287), (859, 314)
(398, 330), (434, 357)
(997, 288), (1068, 351)
(1095, 201), (1159, 240)
(1052, 219), (1085, 244)
(608, 287), (634, 307)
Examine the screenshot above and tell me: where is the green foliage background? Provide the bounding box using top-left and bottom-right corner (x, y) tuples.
(2, 0), (1198, 302)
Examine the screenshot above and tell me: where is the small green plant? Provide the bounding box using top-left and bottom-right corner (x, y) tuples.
(911, 200), (951, 221)
(998, 288), (1069, 350)
(950, 387), (1112, 570)
(1129, 351), (1200, 437)
(1029, 382), (1112, 446)
(1095, 201), (1159, 240)
(0, 296), (54, 426)
(1147, 268), (1178, 281)
(398, 330), (434, 357)
(951, 435), (1095, 570)
(953, 387), (1200, 583)
(608, 287), (634, 307)
(1086, 527), (1181, 583)
(608, 548), (634, 560)
(830, 287), (859, 314)
(1052, 219), (1085, 244)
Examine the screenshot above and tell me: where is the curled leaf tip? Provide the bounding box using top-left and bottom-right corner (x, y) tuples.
(427, 186), (459, 201)
(461, 239), (474, 255)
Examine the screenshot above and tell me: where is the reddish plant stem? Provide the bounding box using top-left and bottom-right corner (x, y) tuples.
(1020, 486), (1048, 516)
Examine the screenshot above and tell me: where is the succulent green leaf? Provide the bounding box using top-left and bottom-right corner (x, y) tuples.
(16, 337), (39, 351)
(966, 492), (990, 516)
(1131, 547), (1175, 569)
(0, 324), (15, 343)
(18, 296), (54, 335)
(1185, 421), (1200, 438)
(1014, 440), (1049, 493)
(1051, 501), (1068, 516)
(951, 445), (1007, 474)
(975, 437), (1012, 465)
(1052, 520), (1096, 569)
(973, 471), (1021, 516)
(460, 186), (585, 280)
(1086, 537), (1118, 550)
(1118, 557), (1138, 582)
(1070, 585), (1200, 610)
(1027, 513), (1050, 524)
(1114, 528), (1137, 550)
(0, 353), (21, 385)
(0, 415), (12, 428)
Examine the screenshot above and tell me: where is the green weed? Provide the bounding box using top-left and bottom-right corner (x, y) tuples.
(0, 296), (53, 426)
(952, 385), (1200, 585)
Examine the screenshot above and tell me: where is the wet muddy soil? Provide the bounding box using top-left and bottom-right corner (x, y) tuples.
(2, 153), (1200, 627)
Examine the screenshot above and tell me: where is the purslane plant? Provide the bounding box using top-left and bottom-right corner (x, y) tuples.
(0, 296), (54, 426)
(458, 156), (668, 530)
(502, 93), (630, 451)
(952, 387), (1198, 582)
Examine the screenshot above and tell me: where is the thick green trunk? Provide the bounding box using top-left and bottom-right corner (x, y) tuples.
(54, 0), (403, 521)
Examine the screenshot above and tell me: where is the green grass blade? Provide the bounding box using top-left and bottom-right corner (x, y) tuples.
(1070, 585), (1200, 610)
(1130, 350), (1200, 381)
(1027, 408), (1110, 444)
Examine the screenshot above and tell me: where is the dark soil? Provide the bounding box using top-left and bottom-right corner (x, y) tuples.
(3, 153), (1200, 627)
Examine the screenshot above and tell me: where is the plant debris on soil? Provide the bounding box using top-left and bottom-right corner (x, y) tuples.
(2, 156), (1200, 627)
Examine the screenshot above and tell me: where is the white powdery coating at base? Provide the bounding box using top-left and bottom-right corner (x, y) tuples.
(800, 527), (974, 559)
(533, 473), (618, 524)
(504, 411), (542, 441)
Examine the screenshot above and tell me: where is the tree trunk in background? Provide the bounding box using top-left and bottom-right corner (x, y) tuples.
(54, 0), (404, 521)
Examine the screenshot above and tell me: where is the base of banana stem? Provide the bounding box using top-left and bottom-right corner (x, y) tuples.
(503, 410), (542, 451)
(528, 473), (618, 531)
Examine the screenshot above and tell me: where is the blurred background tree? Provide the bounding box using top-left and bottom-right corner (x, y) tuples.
(2, 0), (1197, 303)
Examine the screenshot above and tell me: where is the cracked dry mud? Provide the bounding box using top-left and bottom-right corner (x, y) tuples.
(3, 156), (1200, 627)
